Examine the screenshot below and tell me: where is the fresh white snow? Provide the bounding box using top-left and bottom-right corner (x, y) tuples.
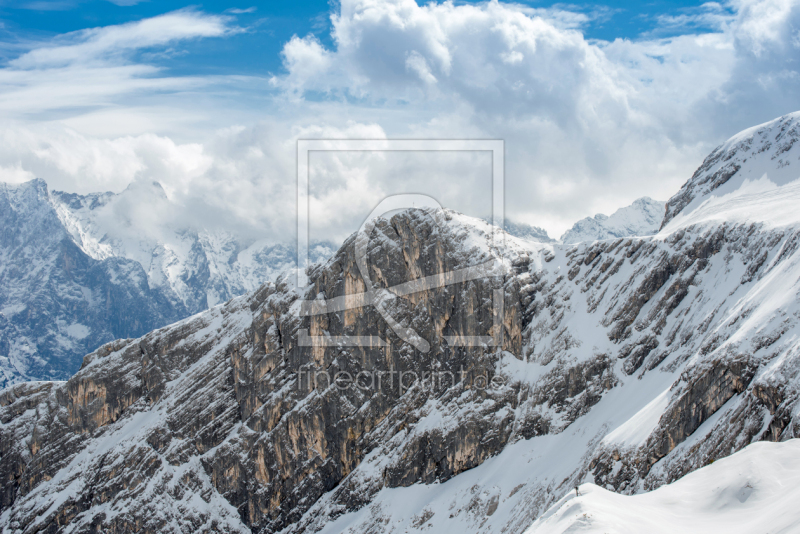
(526, 439), (800, 534)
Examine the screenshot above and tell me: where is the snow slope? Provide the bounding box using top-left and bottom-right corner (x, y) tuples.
(663, 111), (800, 227)
(527, 439), (800, 534)
(560, 197), (665, 244)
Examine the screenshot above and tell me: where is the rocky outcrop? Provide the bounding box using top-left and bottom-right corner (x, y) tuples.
(0, 209), (529, 532)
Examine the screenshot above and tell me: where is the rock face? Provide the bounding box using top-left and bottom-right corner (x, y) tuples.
(2, 114), (800, 533)
(0, 178), (333, 387)
(560, 197), (665, 244)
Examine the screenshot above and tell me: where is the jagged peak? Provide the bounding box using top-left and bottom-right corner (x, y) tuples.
(1, 176), (48, 196)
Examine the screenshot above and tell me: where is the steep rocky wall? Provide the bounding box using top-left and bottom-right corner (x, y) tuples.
(1, 208), (800, 533)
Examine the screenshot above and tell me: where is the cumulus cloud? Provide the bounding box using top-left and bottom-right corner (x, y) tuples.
(0, 120), (403, 243)
(703, 0), (800, 131)
(1, 0), (799, 242)
(267, 0), (800, 235)
(266, 0), (716, 232)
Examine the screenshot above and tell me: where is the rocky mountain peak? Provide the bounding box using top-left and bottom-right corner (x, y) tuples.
(3, 114), (800, 532)
(2, 159), (800, 532)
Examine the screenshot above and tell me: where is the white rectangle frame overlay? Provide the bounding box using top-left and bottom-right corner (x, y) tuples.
(297, 139), (504, 350)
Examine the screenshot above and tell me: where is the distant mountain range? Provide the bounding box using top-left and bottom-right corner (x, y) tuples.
(559, 197), (666, 244)
(501, 198), (666, 245)
(501, 220), (557, 243)
(0, 175), (664, 388)
(0, 179), (332, 387)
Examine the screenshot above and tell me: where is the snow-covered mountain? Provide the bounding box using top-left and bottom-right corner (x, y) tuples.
(0, 179), (186, 386)
(560, 197), (665, 244)
(51, 179), (334, 311)
(1, 112), (800, 533)
(528, 439), (800, 534)
(0, 178), (332, 388)
(663, 111), (800, 228)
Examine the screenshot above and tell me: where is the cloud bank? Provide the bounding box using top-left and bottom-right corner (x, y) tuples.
(0, 0), (798, 241)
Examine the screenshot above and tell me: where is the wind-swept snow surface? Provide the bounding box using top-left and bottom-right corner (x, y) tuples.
(527, 439), (800, 534)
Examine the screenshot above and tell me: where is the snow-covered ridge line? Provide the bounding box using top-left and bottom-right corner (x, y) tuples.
(527, 439), (800, 534)
(662, 111), (800, 227)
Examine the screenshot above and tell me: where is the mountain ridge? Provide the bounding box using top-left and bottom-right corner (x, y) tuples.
(2, 112), (800, 532)
(0, 178), (333, 388)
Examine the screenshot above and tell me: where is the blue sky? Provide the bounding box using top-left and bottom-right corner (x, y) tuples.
(0, 0), (728, 76)
(0, 0), (796, 241)
(0, 1), (333, 76)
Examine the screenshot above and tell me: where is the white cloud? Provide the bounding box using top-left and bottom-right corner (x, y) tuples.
(405, 51), (437, 85)
(0, 163), (35, 184)
(652, 2), (736, 35)
(0, 9), (243, 127)
(275, 35), (334, 95)
(226, 7), (257, 15)
(1, 0), (799, 242)
(701, 0), (800, 132)
(12, 9), (236, 68)
(266, 0), (800, 236)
